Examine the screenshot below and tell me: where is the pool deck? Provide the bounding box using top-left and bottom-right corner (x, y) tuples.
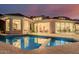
(28, 42), (79, 54)
(1, 41), (79, 54)
(0, 33), (79, 41)
(0, 41), (28, 54)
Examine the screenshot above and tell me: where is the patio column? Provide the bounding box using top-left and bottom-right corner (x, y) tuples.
(21, 19), (23, 34)
(10, 18), (13, 34)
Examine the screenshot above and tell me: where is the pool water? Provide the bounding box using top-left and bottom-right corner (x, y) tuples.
(0, 35), (77, 50)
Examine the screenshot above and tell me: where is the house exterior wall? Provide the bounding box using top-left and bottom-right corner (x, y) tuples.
(3, 16), (79, 34)
(5, 19), (10, 32)
(12, 19), (21, 31)
(5, 19), (11, 34)
(22, 20), (30, 34)
(50, 21), (55, 33)
(75, 24), (79, 34)
(22, 17), (32, 34)
(33, 17), (43, 20)
(5, 16), (22, 34)
(34, 21), (53, 33)
(55, 20), (75, 34)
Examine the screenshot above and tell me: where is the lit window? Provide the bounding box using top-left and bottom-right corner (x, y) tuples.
(12, 20), (21, 30)
(6, 19), (10, 31)
(65, 23), (70, 32)
(69, 23), (74, 32)
(75, 24), (79, 33)
(55, 22), (61, 33)
(39, 17), (42, 20)
(60, 23), (65, 32)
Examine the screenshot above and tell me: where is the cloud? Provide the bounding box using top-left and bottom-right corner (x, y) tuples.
(0, 4), (79, 19)
(23, 4), (79, 19)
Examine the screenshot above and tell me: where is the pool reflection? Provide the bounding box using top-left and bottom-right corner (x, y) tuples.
(0, 35), (77, 50)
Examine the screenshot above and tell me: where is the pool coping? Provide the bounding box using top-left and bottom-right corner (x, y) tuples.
(0, 33), (79, 41)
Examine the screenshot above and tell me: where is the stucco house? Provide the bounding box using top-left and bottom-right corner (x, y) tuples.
(53, 16), (75, 34)
(33, 18), (55, 34)
(73, 19), (79, 34)
(0, 15), (79, 35)
(1, 13), (32, 34)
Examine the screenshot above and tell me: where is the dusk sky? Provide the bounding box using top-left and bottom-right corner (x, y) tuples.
(0, 4), (79, 19)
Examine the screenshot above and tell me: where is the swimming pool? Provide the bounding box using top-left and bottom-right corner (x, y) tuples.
(0, 35), (78, 50)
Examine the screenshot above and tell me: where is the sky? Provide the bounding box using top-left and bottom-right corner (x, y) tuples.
(0, 4), (79, 19)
